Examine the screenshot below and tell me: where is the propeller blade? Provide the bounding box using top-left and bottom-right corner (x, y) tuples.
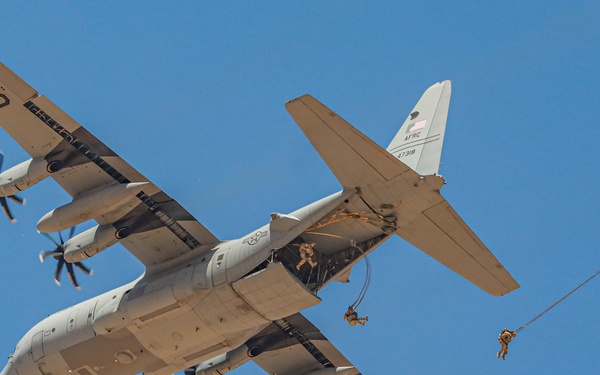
(41, 231), (91, 289)
(0, 153), (24, 223)
(39, 250), (62, 262)
(8, 195), (25, 205)
(1, 197), (16, 223)
(66, 262), (81, 290)
(41, 232), (61, 247)
(54, 257), (65, 286)
(68, 226), (76, 240)
(74, 262), (93, 276)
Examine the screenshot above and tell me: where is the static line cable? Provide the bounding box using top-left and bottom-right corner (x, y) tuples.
(349, 239), (372, 310)
(515, 270), (600, 334)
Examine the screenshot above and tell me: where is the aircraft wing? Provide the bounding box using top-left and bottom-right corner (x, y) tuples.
(0, 62), (219, 267)
(249, 312), (360, 375)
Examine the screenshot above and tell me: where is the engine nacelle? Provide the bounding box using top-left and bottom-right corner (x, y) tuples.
(194, 345), (252, 375)
(63, 224), (129, 263)
(37, 182), (148, 233)
(0, 157), (60, 197)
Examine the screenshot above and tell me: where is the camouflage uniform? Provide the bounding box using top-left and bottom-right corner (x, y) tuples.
(497, 328), (517, 360)
(344, 307), (368, 326)
(296, 242), (317, 269)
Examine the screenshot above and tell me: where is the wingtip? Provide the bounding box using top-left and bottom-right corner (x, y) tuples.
(286, 93), (313, 106)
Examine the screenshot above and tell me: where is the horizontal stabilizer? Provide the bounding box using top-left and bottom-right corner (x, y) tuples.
(285, 94), (415, 189)
(397, 199), (520, 296)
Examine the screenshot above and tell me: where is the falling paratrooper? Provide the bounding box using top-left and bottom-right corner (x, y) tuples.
(496, 270), (599, 360)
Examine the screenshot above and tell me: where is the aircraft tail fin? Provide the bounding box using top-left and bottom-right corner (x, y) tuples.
(386, 81), (451, 176)
(285, 90), (519, 297)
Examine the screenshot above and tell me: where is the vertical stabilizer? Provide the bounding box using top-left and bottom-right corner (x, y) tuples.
(386, 81), (451, 176)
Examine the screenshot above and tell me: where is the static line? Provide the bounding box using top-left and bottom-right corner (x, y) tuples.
(516, 270), (600, 333)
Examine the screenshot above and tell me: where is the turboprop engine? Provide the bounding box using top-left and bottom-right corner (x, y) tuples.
(0, 157), (61, 197)
(37, 182), (147, 233)
(63, 224), (129, 263)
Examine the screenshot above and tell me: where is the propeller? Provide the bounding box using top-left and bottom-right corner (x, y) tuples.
(39, 227), (93, 290)
(0, 152), (26, 223)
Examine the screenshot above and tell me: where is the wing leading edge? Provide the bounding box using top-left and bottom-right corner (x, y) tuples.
(0, 62), (219, 267)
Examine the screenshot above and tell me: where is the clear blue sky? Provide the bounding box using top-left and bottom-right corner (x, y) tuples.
(1, 2), (599, 374)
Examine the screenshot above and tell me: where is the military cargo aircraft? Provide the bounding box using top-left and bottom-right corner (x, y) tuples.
(0, 62), (519, 375)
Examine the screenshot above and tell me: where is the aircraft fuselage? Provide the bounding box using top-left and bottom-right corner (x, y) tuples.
(2, 191), (358, 375)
